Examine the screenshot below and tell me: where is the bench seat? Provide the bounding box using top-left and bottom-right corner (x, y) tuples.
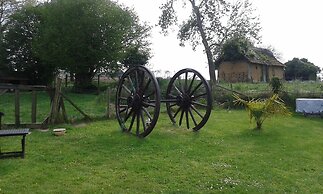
(0, 128), (29, 159)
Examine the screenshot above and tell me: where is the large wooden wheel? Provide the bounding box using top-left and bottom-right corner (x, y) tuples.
(115, 66), (160, 137)
(166, 68), (212, 131)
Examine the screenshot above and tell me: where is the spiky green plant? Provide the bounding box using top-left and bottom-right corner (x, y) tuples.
(233, 94), (290, 129)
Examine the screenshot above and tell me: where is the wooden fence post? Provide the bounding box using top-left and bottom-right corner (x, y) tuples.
(106, 88), (110, 119)
(97, 74), (100, 94)
(49, 78), (62, 124)
(32, 90), (37, 123)
(15, 89), (20, 127)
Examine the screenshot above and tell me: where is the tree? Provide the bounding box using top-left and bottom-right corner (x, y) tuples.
(158, 0), (262, 86)
(285, 58), (320, 81)
(4, 3), (56, 85)
(121, 45), (150, 68)
(0, 0), (22, 70)
(219, 36), (253, 61)
(34, 0), (150, 91)
(0, 0), (23, 32)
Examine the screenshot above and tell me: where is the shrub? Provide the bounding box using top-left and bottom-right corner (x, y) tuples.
(234, 94), (290, 129)
(269, 77), (283, 94)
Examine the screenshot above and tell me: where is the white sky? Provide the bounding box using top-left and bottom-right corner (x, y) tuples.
(117, 0), (323, 79)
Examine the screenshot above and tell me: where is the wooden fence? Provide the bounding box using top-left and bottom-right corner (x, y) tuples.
(0, 80), (115, 129)
(0, 84), (48, 129)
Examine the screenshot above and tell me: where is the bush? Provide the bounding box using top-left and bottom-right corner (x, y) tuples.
(269, 77), (283, 94)
(234, 94), (291, 129)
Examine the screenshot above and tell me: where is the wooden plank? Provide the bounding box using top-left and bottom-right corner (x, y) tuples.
(0, 84), (46, 90)
(0, 89), (8, 96)
(2, 123), (45, 129)
(32, 90), (37, 123)
(60, 92), (91, 120)
(106, 88), (110, 119)
(15, 89), (20, 126)
(49, 78), (62, 124)
(59, 97), (68, 122)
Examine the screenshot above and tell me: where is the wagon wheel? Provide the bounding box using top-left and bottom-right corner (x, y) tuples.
(166, 68), (212, 131)
(116, 66), (160, 137)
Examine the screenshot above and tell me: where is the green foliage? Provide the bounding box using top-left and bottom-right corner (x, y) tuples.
(269, 77), (283, 94)
(4, 5), (56, 85)
(122, 46), (150, 68)
(220, 36), (253, 61)
(2, 0), (150, 88)
(285, 58), (320, 81)
(234, 94), (291, 129)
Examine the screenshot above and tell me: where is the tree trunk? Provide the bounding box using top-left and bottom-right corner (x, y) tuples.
(190, 0), (217, 89)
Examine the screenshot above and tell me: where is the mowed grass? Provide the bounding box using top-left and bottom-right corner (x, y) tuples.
(0, 110), (322, 193)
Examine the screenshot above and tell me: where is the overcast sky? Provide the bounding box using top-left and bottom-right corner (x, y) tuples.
(117, 0), (323, 79)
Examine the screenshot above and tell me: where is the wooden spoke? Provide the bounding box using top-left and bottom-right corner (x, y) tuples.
(142, 107), (153, 121)
(184, 71), (188, 92)
(192, 101), (208, 108)
(142, 102), (156, 108)
(169, 103), (177, 108)
(135, 69), (139, 91)
(185, 110), (190, 129)
(173, 84), (183, 95)
(188, 109), (198, 126)
(145, 90), (156, 99)
(128, 111), (136, 132)
(136, 112), (140, 136)
(124, 108), (134, 123)
(127, 75), (136, 92)
(187, 74), (196, 93)
(179, 109), (185, 126)
(142, 78), (151, 94)
(120, 97), (128, 101)
(140, 109), (146, 132)
(190, 81), (203, 96)
(177, 76), (184, 93)
(122, 84), (132, 95)
(192, 92), (207, 99)
(190, 105), (204, 119)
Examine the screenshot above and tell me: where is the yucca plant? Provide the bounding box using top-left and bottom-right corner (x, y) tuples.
(233, 94), (290, 129)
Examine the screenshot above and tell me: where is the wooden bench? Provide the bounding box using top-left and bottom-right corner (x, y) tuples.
(0, 112), (29, 159)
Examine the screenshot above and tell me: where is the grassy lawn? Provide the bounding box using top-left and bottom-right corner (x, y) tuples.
(0, 110), (322, 193)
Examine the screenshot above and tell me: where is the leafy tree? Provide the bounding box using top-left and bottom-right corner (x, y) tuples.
(122, 46), (150, 68)
(220, 36), (253, 61)
(0, 0), (23, 32)
(158, 0), (262, 86)
(285, 58), (320, 81)
(4, 3), (56, 85)
(34, 0), (150, 91)
(0, 0), (22, 71)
